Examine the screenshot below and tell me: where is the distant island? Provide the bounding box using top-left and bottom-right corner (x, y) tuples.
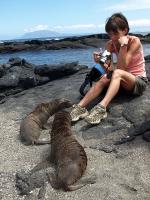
(21, 30), (63, 39)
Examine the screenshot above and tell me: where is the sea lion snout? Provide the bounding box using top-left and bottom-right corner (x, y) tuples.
(56, 98), (73, 107)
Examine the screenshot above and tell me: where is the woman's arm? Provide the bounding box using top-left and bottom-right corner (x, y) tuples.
(117, 36), (141, 70)
(105, 40), (113, 71)
(93, 40), (113, 72)
(105, 40), (113, 52)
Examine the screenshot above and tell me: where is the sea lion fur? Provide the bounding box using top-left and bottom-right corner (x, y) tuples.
(20, 98), (72, 145)
(48, 111), (95, 191)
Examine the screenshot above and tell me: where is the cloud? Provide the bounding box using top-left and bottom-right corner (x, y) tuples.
(54, 24), (97, 30)
(24, 24), (49, 32)
(24, 24), (102, 34)
(98, 24), (105, 28)
(97, 19), (150, 32)
(105, 0), (150, 11)
(129, 19), (150, 27)
(23, 19), (150, 35)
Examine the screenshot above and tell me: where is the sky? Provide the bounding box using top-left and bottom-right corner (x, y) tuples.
(0, 0), (150, 40)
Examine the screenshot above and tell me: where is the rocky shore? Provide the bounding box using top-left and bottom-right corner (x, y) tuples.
(0, 56), (150, 200)
(0, 33), (150, 53)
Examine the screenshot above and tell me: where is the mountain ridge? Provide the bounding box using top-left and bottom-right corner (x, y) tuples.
(21, 30), (63, 39)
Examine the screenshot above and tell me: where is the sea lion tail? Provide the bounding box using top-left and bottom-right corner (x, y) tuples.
(66, 176), (97, 191)
(34, 139), (51, 145)
(30, 160), (51, 174)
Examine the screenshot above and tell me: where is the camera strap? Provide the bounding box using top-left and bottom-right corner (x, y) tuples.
(79, 64), (105, 96)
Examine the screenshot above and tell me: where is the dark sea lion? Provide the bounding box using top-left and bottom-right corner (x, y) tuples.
(20, 98), (72, 145)
(48, 111), (95, 191)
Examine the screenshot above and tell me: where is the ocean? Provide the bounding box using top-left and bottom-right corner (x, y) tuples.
(0, 42), (150, 67)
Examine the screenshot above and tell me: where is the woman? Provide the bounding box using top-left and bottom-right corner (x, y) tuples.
(71, 12), (148, 125)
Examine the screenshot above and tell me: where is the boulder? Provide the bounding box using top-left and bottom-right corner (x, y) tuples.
(0, 58), (86, 96)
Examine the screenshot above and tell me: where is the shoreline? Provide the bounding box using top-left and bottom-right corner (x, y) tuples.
(0, 33), (150, 53)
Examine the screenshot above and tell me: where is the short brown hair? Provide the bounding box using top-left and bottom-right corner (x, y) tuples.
(105, 13), (129, 34)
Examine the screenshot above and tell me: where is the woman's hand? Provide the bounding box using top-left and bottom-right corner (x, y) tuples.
(93, 52), (101, 63)
(104, 62), (113, 73)
(118, 36), (129, 46)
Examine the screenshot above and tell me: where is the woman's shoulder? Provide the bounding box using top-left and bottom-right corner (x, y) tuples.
(128, 35), (142, 52)
(129, 35), (140, 44)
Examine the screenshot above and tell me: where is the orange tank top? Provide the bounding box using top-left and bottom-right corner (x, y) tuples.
(112, 36), (147, 77)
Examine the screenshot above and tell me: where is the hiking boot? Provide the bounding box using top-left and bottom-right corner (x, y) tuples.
(70, 104), (89, 122)
(85, 104), (107, 125)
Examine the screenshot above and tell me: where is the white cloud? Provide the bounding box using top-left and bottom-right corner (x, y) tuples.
(24, 24), (102, 34)
(97, 24), (105, 28)
(97, 19), (150, 32)
(105, 0), (150, 11)
(54, 24), (97, 30)
(23, 19), (150, 35)
(24, 24), (49, 32)
(129, 19), (150, 27)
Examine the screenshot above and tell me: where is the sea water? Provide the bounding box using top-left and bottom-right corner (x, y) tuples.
(0, 43), (150, 67)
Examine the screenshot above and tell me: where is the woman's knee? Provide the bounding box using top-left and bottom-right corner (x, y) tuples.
(92, 78), (106, 90)
(112, 69), (123, 79)
(98, 75), (110, 86)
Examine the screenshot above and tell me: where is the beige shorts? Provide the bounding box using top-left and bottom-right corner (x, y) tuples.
(133, 76), (148, 95)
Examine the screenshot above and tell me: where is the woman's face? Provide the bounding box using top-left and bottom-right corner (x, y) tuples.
(108, 29), (127, 42)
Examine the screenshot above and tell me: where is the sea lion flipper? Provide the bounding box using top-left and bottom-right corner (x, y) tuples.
(34, 139), (51, 145)
(42, 122), (52, 130)
(48, 172), (60, 189)
(67, 175), (97, 191)
(68, 178), (96, 191)
(30, 160), (51, 174)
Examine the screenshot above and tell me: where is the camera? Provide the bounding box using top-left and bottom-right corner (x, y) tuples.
(99, 50), (111, 65)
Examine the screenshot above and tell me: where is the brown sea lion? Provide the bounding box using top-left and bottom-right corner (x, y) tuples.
(48, 111), (95, 191)
(20, 98), (72, 145)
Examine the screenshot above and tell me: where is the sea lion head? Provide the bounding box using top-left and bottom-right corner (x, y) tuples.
(31, 102), (50, 114)
(47, 98), (72, 112)
(54, 98), (72, 107)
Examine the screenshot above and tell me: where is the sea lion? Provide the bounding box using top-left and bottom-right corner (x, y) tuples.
(20, 98), (72, 145)
(48, 111), (95, 191)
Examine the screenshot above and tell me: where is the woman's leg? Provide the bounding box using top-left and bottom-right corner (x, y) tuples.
(85, 69), (136, 124)
(100, 69), (136, 108)
(70, 75), (110, 121)
(79, 75), (110, 108)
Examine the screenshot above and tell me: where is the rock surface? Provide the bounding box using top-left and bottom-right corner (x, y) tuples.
(0, 58), (150, 200)
(0, 58), (86, 103)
